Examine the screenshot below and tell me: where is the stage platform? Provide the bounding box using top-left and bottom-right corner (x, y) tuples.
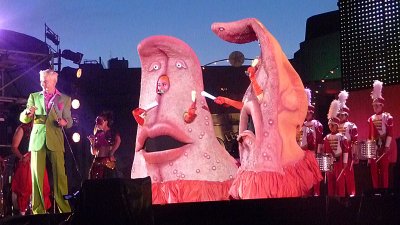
(1, 194), (399, 225)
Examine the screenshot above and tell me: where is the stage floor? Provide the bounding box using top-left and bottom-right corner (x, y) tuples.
(1, 194), (400, 225)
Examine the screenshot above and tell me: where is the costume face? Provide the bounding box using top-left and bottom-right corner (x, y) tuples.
(210, 18), (321, 199)
(372, 103), (383, 114)
(338, 113), (348, 122)
(95, 116), (109, 130)
(329, 123), (338, 133)
(157, 75), (170, 94)
(306, 111), (314, 121)
(211, 18), (308, 168)
(40, 74), (57, 93)
(131, 36), (237, 184)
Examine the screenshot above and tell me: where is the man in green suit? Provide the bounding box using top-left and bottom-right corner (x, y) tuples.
(20, 69), (72, 214)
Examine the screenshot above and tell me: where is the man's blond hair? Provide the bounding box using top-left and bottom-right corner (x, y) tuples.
(39, 69), (58, 82)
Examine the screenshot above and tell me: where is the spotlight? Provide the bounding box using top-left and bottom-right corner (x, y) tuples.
(45, 24), (60, 46)
(76, 68), (82, 78)
(71, 99), (80, 109)
(62, 49), (83, 65)
(72, 132), (81, 143)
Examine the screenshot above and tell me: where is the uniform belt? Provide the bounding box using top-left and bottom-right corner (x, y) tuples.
(34, 115), (47, 124)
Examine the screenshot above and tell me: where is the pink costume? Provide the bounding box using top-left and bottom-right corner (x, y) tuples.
(131, 36), (238, 204)
(212, 18), (322, 199)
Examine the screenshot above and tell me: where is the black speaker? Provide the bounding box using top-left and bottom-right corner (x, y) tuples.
(72, 177), (153, 225)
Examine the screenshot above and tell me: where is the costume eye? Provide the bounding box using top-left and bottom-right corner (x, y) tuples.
(175, 60), (187, 69)
(149, 62), (161, 72)
(219, 27), (225, 31)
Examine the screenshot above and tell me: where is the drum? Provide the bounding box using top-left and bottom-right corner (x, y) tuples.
(316, 153), (334, 172)
(359, 140), (377, 160)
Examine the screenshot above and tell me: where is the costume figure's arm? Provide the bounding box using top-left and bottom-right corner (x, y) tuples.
(385, 114), (394, 148)
(316, 122), (324, 153)
(214, 96), (244, 110)
(11, 127), (25, 160)
(246, 66), (263, 101)
(367, 117), (379, 140)
(350, 124), (358, 143)
(322, 137), (330, 154)
(110, 133), (121, 156)
(62, 97), (73, 128)
(20, 94), (34, 123)
(306, 128), (316, 151)
(88, 128), (98, 156)
(341, 136), (350, 165)
(350, 124), (359, 159)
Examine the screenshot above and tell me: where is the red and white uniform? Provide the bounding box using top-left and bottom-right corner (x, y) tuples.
(323, 132), (350, 197)
(298, 119), (323, 196)
(338, 121), (357, 196)
(368, 112), (394, 189)
(298, 119), (324, 152)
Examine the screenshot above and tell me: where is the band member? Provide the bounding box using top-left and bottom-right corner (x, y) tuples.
(297, 88), (324, 152)
(19, 69), (72, 214)
(323, 99), (350, 197)
(11, 122), (51, 215)
(297, 88), (323, 196)
(88, 111), (121, 179)
(337, 90), (357, 197)
(368, 80), (394, 189)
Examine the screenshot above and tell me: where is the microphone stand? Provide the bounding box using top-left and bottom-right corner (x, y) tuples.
(51, 102), (83, 218)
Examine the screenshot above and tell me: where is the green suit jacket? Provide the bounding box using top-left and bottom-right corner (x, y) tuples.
(20, 91), (73, 152)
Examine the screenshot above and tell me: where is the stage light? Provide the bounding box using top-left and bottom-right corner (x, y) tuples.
(62, 49), (83, 65)
(72, 132), (81, 143)
(71, 99), (80, 109)
(76, 68), (82, 78)
(339, 0), (400, 90)
(45, 24), (60, 46)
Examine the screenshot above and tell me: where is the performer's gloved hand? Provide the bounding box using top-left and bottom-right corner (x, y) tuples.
(247, 67), (257, 81)
(384, 146), (390, 153)
(21, 154), (30, 164)
(214, 96), (230, 107)
(87, 134), (95, 145)
(26, 106), (37, 117)
(184, 102), (197, 123)
(57, 118), (68, 127)
(132, 108), (146, 126)
(343, 162), (348, 169)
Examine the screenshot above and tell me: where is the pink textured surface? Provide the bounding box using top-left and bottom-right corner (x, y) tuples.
(212, 18), (322, 198)
(130, 36), (238, 203)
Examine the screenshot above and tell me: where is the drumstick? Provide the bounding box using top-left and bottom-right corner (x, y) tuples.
(143, 101), (158, 111)
(201, 91), (216, 100)
(376, 152), (387, 163)
(336, 168), (345, 182)
(349, 160), (354, 171)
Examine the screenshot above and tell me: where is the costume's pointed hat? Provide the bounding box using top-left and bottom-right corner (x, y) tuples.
(338, 90), (350, 114)
(371, 80), (384, 105)
(327, 99), (340, 125)
(305, 88), (315, 113)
